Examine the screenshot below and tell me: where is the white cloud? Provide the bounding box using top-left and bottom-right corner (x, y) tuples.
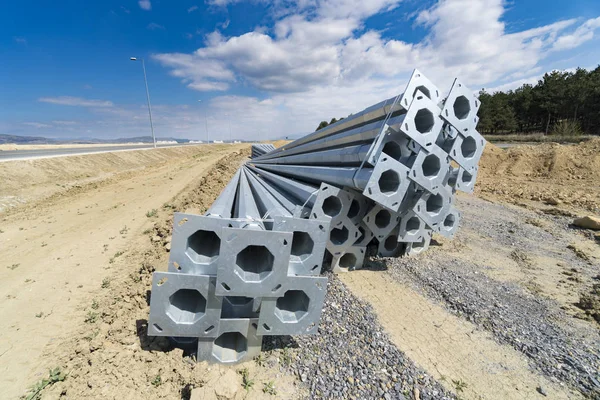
(138, 0), (151, 11)
(38, 96), (114, 107)
(14, 37), (27, 44)
(23, 122), (52, 129)
(148, 0), (600, 139)
(553, 16), (600, 51)
(152, 52), (236, 91)
(206, 0), (244, 6)
(52, 120), (78, 126)
(188, 5), (199, 13)
(156, 0), (598, 96)
(147, 22), (165, 30)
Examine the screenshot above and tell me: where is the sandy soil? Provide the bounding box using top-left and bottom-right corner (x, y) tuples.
(0, 144), (297, 399)
(0, 145), (239, 213)
(477, 138), (600, 213)
(1, 139), (598, 399)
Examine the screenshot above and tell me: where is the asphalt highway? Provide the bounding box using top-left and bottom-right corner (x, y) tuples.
(0, 143), (203, 162)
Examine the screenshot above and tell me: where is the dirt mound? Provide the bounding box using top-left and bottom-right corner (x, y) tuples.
(0, 145), (243, 214)
(477, 139), (600, 213)
(480, 138), (600, 181)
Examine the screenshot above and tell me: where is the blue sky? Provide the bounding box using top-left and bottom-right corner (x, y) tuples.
(1, 0), (600, 141)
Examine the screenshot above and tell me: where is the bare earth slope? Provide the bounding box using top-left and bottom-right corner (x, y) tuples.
(0, 145), (254, 398)
(477, 138), (600, 213)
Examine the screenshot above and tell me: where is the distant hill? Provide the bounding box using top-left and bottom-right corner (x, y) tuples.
(0, 134), (54, 144)
(0, 134), (190, 145)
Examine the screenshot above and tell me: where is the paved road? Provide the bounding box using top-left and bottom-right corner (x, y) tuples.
(0, 143), (203, 162)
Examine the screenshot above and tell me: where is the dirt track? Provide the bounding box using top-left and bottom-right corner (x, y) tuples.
(1, 141), (599, 399)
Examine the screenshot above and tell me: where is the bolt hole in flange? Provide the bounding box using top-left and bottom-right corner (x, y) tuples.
(275, 290), (310, 323)
(212, 332), (247, 363)
(378, 170), (400, 194)
(415, 108), (435, 134)
(235, 245), (274, 282)
(462, 170), (473, 183)
(425, 194), (444, 215)
(461, 136), (477, 158)
(291, 231), (314, 261)
(221, 296), (254, 318)
(330, 226), (349, 246)
(384, 234), (399, 251)
(413, 85), (431, 99)
(444, 213), (456, 228)
(322, 195), (342, 217)
(406, 216), (421, 233)
(186, 230), (220, 264)
(453, 95), (471, 120)
(421, 154), (441, 178)
(167, 289), (207, 324)
(347, 199), (360, 219)
(339, 253), (357, 269)
(382, 141), (403, 161)
(374, 209), (392, 229)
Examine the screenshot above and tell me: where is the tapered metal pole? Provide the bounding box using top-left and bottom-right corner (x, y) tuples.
(206, 169), (241, 218)
(244, 166), (292, 218)
(253, 114), (406, 162)
(252, 163), (371, 190)
(246, 165), (319, 208)
(255, 143), (371, 166)
(234, 169), (264, 229)
(140, 59), (157, 149)
(245, 167), (304, 214)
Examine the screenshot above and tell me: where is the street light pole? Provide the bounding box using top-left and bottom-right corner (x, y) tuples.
(130, 57), (156, 149)
(198, 100), (209, 144)
(225, 113), (232, 143)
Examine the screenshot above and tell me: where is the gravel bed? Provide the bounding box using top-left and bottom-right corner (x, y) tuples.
(264, 273), (455, 400)
(385, 196), (600, 397)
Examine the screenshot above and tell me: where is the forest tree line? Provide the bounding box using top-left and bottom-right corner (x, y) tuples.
(316, 66), (600, 136)
(478, 66), (600, 136)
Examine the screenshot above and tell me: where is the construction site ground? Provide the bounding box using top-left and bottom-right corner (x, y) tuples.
(0, 140), (598, 399)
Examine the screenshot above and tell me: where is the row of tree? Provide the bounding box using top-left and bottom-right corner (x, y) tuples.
(315, 117), (344, 131)
(477, 66), (600, 135)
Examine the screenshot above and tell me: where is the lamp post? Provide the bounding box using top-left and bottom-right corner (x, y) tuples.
(130, 57), (156, 149)
(224, 113), (232, 143)
(198, 100), (209, 143)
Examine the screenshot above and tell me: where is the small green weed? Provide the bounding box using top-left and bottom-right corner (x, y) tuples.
(101, 278), (111, 289)
(238, 368), (254, 390)
(280, 347), (292, 367)
(25, 367), (66, 400)
(262, 381), (277, 395)
(254, 353), (266, 367)
(151, 375), (162, 387)
(146, 209), (158, 218)
(453, 379), (468, 393)
(84, 311), (98, 323)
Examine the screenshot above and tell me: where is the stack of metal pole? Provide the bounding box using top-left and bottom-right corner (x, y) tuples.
(251, 143), (276, 159)
(147, 167), (331, 363)
(147, 69), (485, 363)
(249, 69), (485, 270)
